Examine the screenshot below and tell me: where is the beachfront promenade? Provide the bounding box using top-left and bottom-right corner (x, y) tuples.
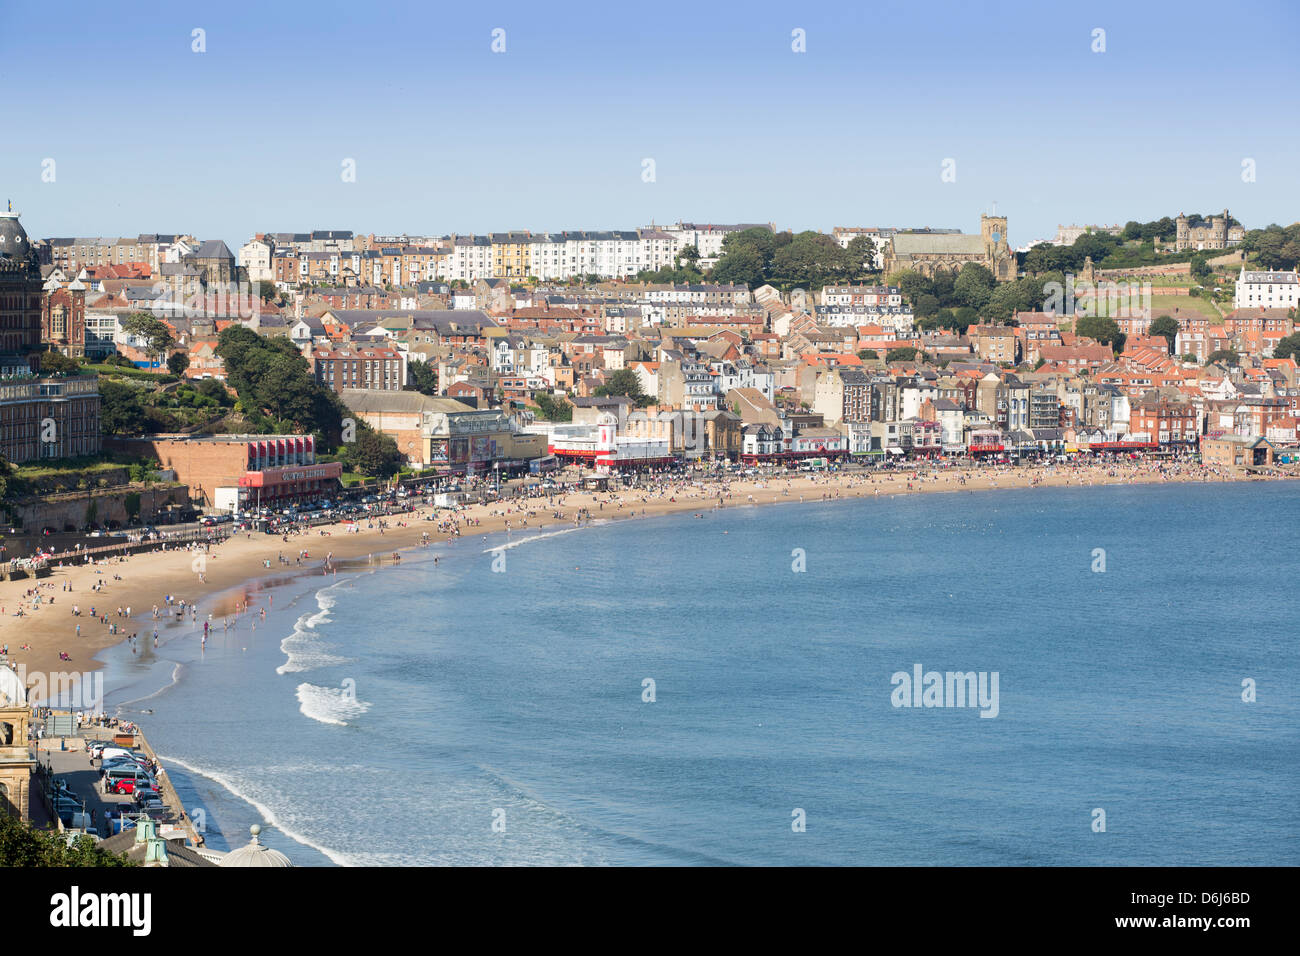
(2, 527), (232, 582)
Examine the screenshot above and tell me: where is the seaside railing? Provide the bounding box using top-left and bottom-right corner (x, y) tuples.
(5, 528), (231, 576)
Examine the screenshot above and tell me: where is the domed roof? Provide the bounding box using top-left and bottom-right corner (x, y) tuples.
(0, 665), (27, 708)
(0, 210), (30, 260)
(219, 824), (294, 868)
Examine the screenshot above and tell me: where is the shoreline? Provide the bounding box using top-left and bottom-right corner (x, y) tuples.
(2, 461), (1292, 687)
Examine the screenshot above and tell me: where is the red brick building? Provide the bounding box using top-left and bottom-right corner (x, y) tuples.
(310, 344), (406, 393)
(1131, 398), (1199, 445)
(1233, 397), (1289, 436)
(110, 434), (342, 507)
(41, 282), (87, 357)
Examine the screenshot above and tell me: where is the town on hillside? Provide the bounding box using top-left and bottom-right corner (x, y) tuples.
(4, 208), (1300, 543)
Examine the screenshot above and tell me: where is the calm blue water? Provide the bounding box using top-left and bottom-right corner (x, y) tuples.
(96, 482), (1300, 865)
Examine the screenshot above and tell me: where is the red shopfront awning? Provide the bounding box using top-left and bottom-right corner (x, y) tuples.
(240, 461), (344, 488)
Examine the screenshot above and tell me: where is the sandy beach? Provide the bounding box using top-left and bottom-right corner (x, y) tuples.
(0, 459), (1285, 689)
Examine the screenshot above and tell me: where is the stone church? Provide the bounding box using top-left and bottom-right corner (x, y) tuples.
(184, 238), (238, 285)
(884, 214), (1016, 281)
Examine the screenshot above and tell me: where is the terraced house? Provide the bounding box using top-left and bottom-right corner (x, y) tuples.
(492, 232), (533, 279)
(310, 343), (406, 393)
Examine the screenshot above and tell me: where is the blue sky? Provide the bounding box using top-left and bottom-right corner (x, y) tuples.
(1, 0), (1297, 249)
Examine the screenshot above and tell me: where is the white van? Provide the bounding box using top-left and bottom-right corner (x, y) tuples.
(99, 747), (143, 763)
(68, 811), (99, 835)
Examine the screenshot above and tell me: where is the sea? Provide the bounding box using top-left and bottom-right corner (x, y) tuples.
(95, 481), (1299, 866)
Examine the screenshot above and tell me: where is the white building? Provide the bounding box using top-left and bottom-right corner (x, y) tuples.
(820, 285), (904, 308)
(638, 230), (678, 273)
(529, 234), (568, 281)
(1234, 267), (1300, 310)
(441, 236), (494, 283)
(652, 221), (775, 259)
(239, 237), (274, 283)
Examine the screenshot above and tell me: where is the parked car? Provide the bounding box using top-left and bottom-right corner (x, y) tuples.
(134, 794), (166, 812)
(66, 811), (98, 835)
(98, 746), (145, 762)
(100, 755), (150, 773)
(103, 765), (154, 788)
(109, 778), (147, 795)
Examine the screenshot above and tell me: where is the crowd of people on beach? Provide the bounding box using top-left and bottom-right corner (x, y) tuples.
(0, 453), (1278, 676)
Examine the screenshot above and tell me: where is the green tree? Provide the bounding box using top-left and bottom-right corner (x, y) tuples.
(593, 368), (650, 405)
(1272, 332), (1300, 362)
(0, 813), (133, 866)
(343, 428), (402, 478)
(1206, 349), (1240, 366)
(768, 231), (855, 290)
(886, 346), (922, 363)
(718, 228), (785, 273)
(405, 358), (439, 396)
(119, 312), (175, 367)
(845, 235), (878, 277)
(709, 247), (766, 288)
(98, 380), (149, 436)
(857, 349), (878, 360)
(953, 263), (996, 310)
(39, 350), (80, 375)
(215, 326), (344, 439)
(950, 306), (979, 334)
(892, 270), (933, 304)
(914, 293), (940, 318)
(166, 351), (190, 376)
(1148, 315), (1180, 352)
(1189, 254), (1212, 281)
(534, 392), (573, 422)
(1075, 315), (1124, 353)
(196, 377), (231, 405)
(981, 278), (1041, 322)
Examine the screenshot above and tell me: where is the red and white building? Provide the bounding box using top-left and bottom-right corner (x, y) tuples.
(540, 417), (673, 473)
(109, 433), (342, 508)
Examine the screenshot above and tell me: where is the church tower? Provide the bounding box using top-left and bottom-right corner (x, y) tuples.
(980, 212), (1012, 281)
(980, 213), (1008, 254)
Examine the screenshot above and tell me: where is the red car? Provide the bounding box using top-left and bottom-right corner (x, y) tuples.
(110, 778), (149, 795)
